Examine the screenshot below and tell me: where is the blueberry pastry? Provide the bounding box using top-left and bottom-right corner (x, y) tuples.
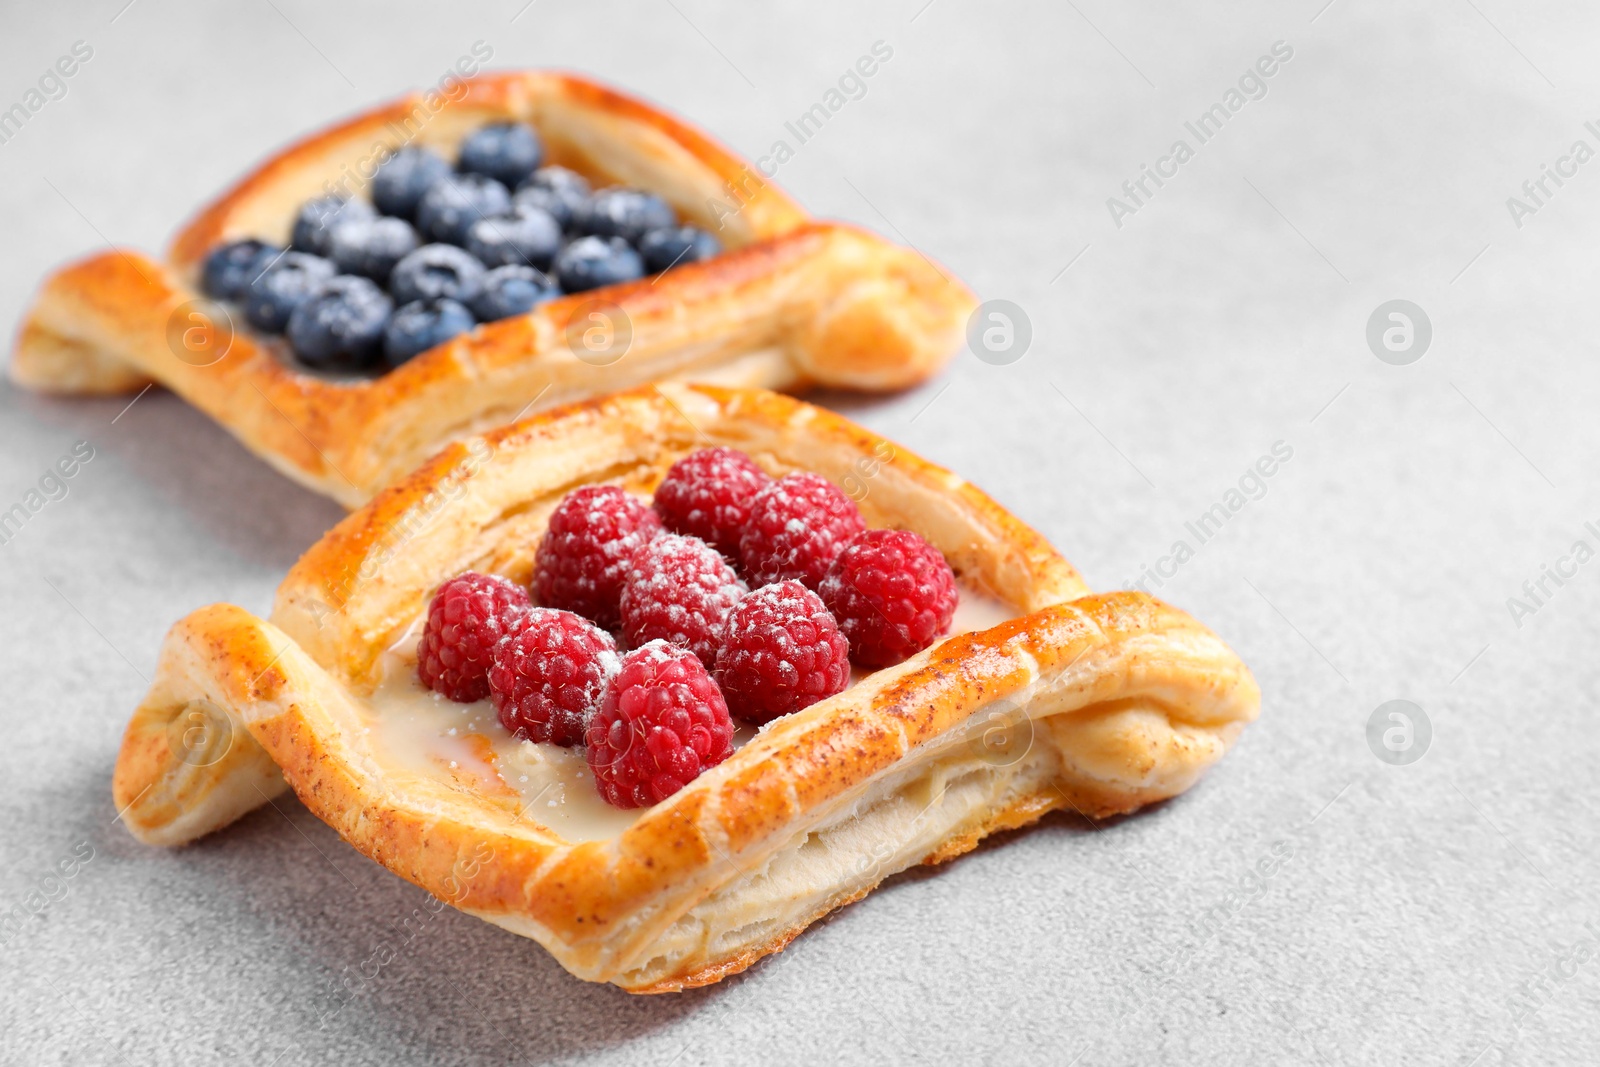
(12, 72), (975, 506)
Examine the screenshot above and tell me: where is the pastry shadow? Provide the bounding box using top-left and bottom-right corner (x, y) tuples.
(147, 798), (1133, 1061)
(8, 385), (344, 568)
(165, 793), (715, 1062)
(50, 756), (1171, 1062)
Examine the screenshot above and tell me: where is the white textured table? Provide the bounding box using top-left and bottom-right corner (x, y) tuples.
(2, 2), (1596, 1064)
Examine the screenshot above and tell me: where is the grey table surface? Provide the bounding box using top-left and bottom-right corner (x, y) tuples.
(2, 1), (1597, 1064)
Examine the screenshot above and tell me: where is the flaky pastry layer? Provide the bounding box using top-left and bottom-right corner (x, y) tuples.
(110, 385), (1259, 991)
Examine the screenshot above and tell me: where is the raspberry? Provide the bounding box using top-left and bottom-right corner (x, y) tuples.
(652, 447), (771, 561)
(586, 641), (735, 809)
(488, 608), (620, 746)
(534, 485), (663, 629)
(416, 572), (531, 702)
(715, 581), (851, 725)
(620, 534), (747, 668)
(738, 472), (865, 590)
(819, 529), (958, 668)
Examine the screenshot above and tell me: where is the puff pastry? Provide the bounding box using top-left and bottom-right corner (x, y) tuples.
(11, 72), (974, 507)
(110, 384), (1260, 991)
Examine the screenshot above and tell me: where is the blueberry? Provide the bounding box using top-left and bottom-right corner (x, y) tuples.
(244, 252), (336, 334)
(514, 166), (590, 229)
(512, 187), (575, 233)
(637, 226), (722, 273)
(383, 298), (476, 366)
(414, 173), (512, 246)
(470, 264), (560, 322)
(290, 196), (376, 256)
(201, 239), (281, 300)
(552, 236), (644, 293)
(371, 146), (453, 218)
(328, 216), (420, 284)
(286, 275), (393, 370)
(574, 188), (676, 244)
(457, 123), (544, 188)
(464, 209), (562, 270)
(388, 244), (487, 305)
(525, 165), (590, 199)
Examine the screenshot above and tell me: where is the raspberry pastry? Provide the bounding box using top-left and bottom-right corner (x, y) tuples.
(10, 71), (975, 507)
(109, 384), (1260, 992)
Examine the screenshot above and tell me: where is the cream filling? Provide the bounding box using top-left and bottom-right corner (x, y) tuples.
(360, 585), (1018, 842)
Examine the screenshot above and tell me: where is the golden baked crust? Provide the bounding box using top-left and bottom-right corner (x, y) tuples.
(110, 385), (1260, 991)
(11, 71), (974, 507)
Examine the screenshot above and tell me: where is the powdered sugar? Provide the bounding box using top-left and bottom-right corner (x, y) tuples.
(652, 447), (771, 559)
(739, 472), (865, 589)
(715, 579), (851, 724)
(488, 606), (619, 746)
(534, 484), (664, 628)
(621, 535), (748, 668)
(585, 639), (734, 808)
